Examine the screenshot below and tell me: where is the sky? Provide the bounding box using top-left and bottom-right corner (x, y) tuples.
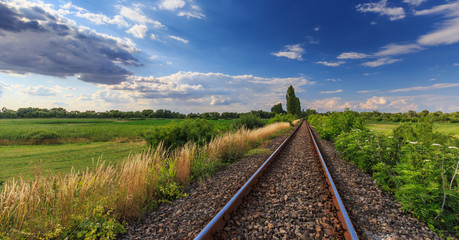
(0, 0), (458, 113)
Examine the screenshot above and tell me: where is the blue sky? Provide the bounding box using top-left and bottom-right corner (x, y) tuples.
(0, 0), (458, 113)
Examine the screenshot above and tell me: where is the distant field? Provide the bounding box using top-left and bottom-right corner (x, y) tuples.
(0, 141), (145, 180)
(367, 121), (459, 137)
(0, 118), (234, 143)
(0, 118), (234, 180)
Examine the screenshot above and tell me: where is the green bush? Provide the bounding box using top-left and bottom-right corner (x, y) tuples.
(144, 119), (216, 149)
(231, 113), (265, 130)
(268, 113), (296, 125)
(333, 121), (459, 236)
(27, 130), (61, 140)
(308, 111), (366, 141)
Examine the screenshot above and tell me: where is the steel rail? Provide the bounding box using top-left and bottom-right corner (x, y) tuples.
(194, 121), (303, 240)
(305, 121), (359, 240)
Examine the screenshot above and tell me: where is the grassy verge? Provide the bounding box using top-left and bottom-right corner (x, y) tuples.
(0, 122), (292, 239)
(0, 141), (146, 180)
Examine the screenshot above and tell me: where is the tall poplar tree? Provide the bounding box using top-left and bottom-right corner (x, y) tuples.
(286, 85), (301, 116)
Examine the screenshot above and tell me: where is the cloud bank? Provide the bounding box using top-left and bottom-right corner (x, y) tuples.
(0, 2), (140, 84)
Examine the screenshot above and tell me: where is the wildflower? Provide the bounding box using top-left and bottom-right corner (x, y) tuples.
(432, 143), (441, 146)
(386, 148), (391, 150)
(409, 141), (418, 144)
(424, 159), (431, 162)
(388, 136), (393, 139)
(448, 146), (458, 149)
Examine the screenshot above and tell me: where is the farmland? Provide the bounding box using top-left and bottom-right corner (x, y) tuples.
(0, 118), (234, 180)
(367, 120), (459, 137)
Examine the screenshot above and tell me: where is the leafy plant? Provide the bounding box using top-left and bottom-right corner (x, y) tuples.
(144, 119), (216, 149)
(268, 113), (296, 125)
(231, 113), (265, 130)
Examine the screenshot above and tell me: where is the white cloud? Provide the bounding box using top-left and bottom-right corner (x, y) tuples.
(119, 5), (165, 28)
(272, 44), (305, 60)
(359, 96), (387, 110)
(370, 21), (377, 25)
(159, 0), (186, 11)
(362, 58), (401, 67)
(356, 0), (406, 21)
(178, 11), (205, 19)
(403, 0), (427, 6)
(150, 33), (158, 40)
(307, 97), (353, 111)
(320, 89), (343, 94)
(60, 3), (129, 27)
(390, 83), (459, 92)
(416, 2), (459, 46)
(101, 71), (314, 111)
(169, 35), (189, 44)
(126, 24), (148, 38)
(454, 63), (459, 66)
(337, 52), (369, 59)
(326, 78), (341, 82)
(375, 43), (423, 56)
(314, 26), (320, 31)
(316, 61), (345, 67)
(357, 90), (378, 93)
(21, 85), (57, 96)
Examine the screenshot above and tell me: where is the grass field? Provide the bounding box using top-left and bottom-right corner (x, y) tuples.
(367, 121), (459, 137)
(0, 118), (234, 181)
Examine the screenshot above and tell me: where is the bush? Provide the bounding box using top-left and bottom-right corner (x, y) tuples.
(308, 111), (366, 141)
(232, 113), (265, 130)
(333, 121), (459, 236)
(27, 130), (61, 140)
(144, 119), (216, 149)
(268, 113), (296, 125)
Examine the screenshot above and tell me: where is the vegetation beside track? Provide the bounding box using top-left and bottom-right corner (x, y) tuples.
(0, 117), (294, 239)
(309, 112), (459, 237)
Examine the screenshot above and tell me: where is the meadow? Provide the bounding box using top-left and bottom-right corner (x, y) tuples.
(367, 120), (459, 137)
(0, 118), (234, 180)
(0, 117), (292, 239)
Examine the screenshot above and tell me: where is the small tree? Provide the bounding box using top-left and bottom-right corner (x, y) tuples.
(271, 103), (286, 114)
(286, 85), (301, 116)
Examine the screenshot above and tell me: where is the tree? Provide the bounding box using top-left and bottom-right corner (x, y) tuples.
(271, 103), (286, 114)
(286, 85), (301, 116)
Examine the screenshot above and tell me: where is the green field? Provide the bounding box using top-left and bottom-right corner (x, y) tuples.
(367, 121), (459, 137)
(0, 118), (234, 181)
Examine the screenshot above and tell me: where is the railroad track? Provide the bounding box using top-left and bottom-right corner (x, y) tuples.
(195, 121), (358, 240)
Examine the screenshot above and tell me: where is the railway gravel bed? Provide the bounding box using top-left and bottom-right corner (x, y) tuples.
(120, 127), (296, 240)
(216, 122), (345, 239)
(311, 128), (441, 240)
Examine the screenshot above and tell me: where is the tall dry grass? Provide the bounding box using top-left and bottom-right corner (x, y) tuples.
(0, 122), (292, 239)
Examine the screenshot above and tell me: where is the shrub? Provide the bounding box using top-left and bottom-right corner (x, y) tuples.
(232, 113), (265, 130)
(144, 119), (216, 149)
(27, 130), (61, 142)
(268, 113), (296, 125)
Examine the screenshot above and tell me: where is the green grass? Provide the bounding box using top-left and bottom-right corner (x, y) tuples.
(0, 141), (146, 180)
(0, 118), (234, 144)
(366, 121), (459, 137)
(0, 118), (235, 181)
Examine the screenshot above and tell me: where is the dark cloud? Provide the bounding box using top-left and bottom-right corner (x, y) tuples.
(0, 2), (139, 84)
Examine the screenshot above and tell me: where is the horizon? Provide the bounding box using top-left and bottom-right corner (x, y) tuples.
(1, 0), (458, 113)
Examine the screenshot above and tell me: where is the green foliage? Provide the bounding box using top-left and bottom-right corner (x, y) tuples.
(157, 160), (186, 201)
(271, 103), (286, 114)
(286, 85), (301, 116)
(144, 119), (216, 149)
(27, 129), (61, 142)
(67, 206), (125, 240)
(331, 120), (459, 236)
(308, 111), (366, 141)
(190, 152), (220, 182)
(231, 113), (265, 130)
(268, 113), (296, 125)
